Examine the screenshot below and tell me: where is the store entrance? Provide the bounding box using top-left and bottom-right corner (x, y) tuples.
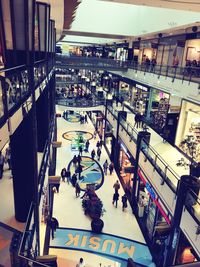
(118, 144), (134, 200)
(175, 230), (198, 264)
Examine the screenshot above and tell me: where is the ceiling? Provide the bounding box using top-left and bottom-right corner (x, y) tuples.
(61, 0), (200, 45)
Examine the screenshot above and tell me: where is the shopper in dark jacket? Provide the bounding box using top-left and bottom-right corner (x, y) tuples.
(72, 155), (78, 166)
(109, 162), (114, 175)
(97, 148), (101, 161)
(61, 168), (67, 182)
(75, 182), (81, 197)
(72, 173), (77, 187)
(122, 194), (128, 211)
(91, 149), (95, 160)
(113, 192), (119, 208)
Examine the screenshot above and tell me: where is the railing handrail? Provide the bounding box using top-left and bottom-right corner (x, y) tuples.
(107, 106), (180, 185)
(0, 64), (26, 73)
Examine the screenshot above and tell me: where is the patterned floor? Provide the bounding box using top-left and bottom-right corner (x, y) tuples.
(64, 112), (81, 123)
(62, 130), (93, 141)
(68, 156), (104, 191)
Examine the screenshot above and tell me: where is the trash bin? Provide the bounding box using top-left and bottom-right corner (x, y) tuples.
(138, 204), (144, 217)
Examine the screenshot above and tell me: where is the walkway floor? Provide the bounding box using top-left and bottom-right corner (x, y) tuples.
(48, 105), (151, 267)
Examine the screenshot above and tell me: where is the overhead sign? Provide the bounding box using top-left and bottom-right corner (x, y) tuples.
(136, 84), (148, 92)
(50, 228), (155, 267)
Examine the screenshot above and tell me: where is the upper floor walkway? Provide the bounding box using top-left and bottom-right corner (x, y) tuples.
(55, 55), (200, 86)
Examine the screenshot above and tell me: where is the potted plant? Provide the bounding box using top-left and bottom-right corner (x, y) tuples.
(82, 189), (105, 233)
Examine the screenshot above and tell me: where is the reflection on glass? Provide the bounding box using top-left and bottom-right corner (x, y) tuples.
(0, 79), (4, 118)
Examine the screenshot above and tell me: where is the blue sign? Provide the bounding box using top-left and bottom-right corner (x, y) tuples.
(146, 182), (156, 200)
(50, 228), (155, 267)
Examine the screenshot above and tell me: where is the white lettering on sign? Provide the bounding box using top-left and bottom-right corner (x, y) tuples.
(136, 84), (148, 92)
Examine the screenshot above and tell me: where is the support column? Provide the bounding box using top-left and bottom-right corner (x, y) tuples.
(10, 109), (36, 222)
(113, 111), (126, 166)
(36, 87), (49, 152)
(132, 131), (151, 212)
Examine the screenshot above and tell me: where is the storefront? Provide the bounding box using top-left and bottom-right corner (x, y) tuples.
(118, 141), (135, 199)
(147, 88), (170, 132)
(137, 170), (171, 265)
(182, 38), (200, 67)
(175, 100), (200, 163)
(119, 81), (131, 102)
(175, 230), (199, 264)
(130, 83), (150, 115)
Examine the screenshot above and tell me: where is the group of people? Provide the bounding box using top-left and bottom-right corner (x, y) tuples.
(134, 112), (144, 129)
(112, 180), (128, 211)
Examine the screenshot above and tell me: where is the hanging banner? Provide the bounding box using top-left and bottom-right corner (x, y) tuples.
(50, 228), (155, 267)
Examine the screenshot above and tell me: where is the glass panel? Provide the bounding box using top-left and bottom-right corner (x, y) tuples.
(1, 0), (13, 49)
(28, 0), (33, 51)
(38, 4), (46, 52)
(35, 3), (39, 51)
(13, 0), (25, 50)
(0, 78), (4, 118)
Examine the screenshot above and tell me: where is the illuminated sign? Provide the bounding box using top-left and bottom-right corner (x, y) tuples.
(50, 228), (155, 267)
(145, 182), (156, 200)
(136, 84), (148, 92)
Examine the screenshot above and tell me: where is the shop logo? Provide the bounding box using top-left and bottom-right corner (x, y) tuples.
(146, 182), (156, 200)
(50, 228), (155, 266)
(136, 84), (148, 91)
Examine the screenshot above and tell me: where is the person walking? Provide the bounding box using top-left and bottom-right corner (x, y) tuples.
(75, 182), (81, 197)
(79, 146), (83, 156)
(77, 154), (82, 164)
(112, 191), (119, 208)
(96, 141), (100, 149)
(48, 217), (59, 240)
(134, 113), (140, 129)
(91, 149), (95, 160)
(103, 160), (108, 175)
(85, 114), (88, 123)
(93, 130), (97, 139)
(99, 137), (103, 148)
(85, 140), (90, 152)
(61, 167), (67, 182)
(72, 155), (78, 167)
(109, 162), (114, 175)
(113, 180), (120, 192)
(0, 151), (5, 179)
(66, 169), (71, 184)
(76, 258), (85, 267)
(97, 148), (101, 161)
(5, 145), (11, 170)
(122, 194), (128, 211)
(71, 173), (77, 187)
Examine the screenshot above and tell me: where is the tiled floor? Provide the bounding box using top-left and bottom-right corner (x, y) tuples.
(48, 105), (150, 267)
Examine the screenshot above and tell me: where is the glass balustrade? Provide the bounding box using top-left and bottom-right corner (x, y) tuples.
(107, 106), (180, 192)
(185, 190), (200, 225)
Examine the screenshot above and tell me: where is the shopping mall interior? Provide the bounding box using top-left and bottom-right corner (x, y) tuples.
(0, 0), (200, 267)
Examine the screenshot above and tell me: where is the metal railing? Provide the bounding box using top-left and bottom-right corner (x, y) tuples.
(107, 105), (180, 192)
(18, 203), (49, 267)
(56, 96), (105, 108)
(127, 60), (200, 84)
(141, 139), (179, 192)
(185, 189), (200, 225)
(56, 55), (200, 84)
(0, 59), (54, 125)
(55, 54), (129, 70)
